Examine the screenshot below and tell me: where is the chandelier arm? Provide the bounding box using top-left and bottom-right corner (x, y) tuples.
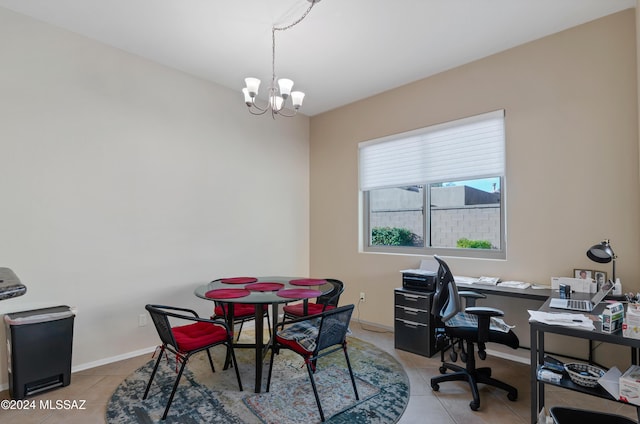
(247, 98), (269, 115)
(274, 108), (297, 118)
(248, 106), (269, 116)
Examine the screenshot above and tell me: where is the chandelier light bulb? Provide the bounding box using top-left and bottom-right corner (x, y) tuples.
(290, 91), (305, 109)
(244, 77), (260, 98)
(277, 78), (294, 99)
(270, 95), (284, 111)
(242, 88), (253, 106)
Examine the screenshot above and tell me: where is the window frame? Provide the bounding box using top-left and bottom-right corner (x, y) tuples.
(359, 111), (507, 260)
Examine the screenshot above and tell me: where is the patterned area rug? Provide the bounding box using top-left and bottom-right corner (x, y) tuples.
(106, 336), (409, 424)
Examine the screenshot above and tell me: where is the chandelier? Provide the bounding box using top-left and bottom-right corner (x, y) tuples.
(242, 0), (321, 118)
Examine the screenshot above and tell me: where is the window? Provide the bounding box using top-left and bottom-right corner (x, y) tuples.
(359, 110), (505, 259)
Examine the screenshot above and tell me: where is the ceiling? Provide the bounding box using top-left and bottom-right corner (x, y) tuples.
(0, 0), (636, 116)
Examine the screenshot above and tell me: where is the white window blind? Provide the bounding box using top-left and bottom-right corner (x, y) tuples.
(359, 110), (505, 191)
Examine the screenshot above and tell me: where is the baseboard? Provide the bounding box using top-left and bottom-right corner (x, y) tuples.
(485, 347), (530, 365)
(72, 345), (157, 373)
(0, 345), (157, 392)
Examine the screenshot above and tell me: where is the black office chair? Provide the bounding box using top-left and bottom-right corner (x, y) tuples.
(430, 256), (519, 411)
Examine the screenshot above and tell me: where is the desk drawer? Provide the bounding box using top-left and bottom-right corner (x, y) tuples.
(394, 318), (437, 357)
(395, 305), (431, 324)
(394, 291), (431, 311)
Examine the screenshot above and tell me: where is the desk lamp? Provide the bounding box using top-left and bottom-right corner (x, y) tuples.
(586, 240), (616, 283)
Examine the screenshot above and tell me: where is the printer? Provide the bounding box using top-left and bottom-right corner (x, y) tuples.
(402, 270), (437, 292)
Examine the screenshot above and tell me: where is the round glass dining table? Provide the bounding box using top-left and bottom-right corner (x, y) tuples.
(194, 276), (333, 393)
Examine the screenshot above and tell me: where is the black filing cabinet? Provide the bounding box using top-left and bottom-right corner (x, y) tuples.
(5, 306), (75, 399)
(394, 288), (438, 357)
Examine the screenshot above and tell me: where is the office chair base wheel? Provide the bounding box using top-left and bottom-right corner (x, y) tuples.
(450, 351), (457, 362)
(478, 350), (486, 360)
(507, 390), (518, 401)
(439, 366), (447, 374)
(431, 382), (440, 391)
(469, 400), (480, 411)
(460, 352), (468, 362)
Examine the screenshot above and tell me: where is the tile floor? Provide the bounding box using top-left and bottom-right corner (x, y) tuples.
(1, 321), (638, 423)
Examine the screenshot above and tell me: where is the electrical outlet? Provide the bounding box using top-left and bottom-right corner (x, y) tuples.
(359, 292), (366, 302)
(138, 313), (147, 327)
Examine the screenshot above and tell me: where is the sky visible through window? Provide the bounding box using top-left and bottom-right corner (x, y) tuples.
(449, 177), (500, 193)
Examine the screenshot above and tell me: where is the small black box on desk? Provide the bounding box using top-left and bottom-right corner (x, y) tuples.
(402, 272), (437, 292)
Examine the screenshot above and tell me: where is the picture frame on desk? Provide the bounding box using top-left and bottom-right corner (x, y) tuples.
(594, 271), (607, 289)
(573, 269), (592, 280)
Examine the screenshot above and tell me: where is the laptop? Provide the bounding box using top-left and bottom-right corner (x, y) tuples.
(549, 280), (614, 312)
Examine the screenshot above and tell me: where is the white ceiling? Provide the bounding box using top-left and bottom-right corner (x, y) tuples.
(0, 0), (636, 116)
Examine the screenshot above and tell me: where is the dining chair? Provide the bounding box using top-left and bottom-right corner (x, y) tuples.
(266, 304), (358, 422)
(282, 278), (344, 321)
(143, 304), (243, 420)
(212, 301), (271, 341)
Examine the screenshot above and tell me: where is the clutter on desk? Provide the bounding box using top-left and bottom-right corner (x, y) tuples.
(564, 362), (606, 388)
(601, 302), (624, 333)
(402, 259), (537, 290)
(622, 303), (640, 339)
(613, 278), (623, 295)
(543, 355), (565, 373)
(551, 276), (596, 293)
(619, 365), (640, 406)
(624, 292), (640, 304)
(528, 310), (595, 330)
(537, 367), (562, 384)
(497, 281), (531, 289)
(537, 355), (565, 384)
(598, 366), (621, 399)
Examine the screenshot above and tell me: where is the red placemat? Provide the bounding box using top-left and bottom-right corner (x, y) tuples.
(205, 288), (251, 299)
(245, 282), (285, 292)
(220, 277), (258, 284)
(277, 288), (322, 299)
(289, 278), (327, 286)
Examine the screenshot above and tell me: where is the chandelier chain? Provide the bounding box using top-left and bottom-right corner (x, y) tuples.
(271, 1), (317, 82)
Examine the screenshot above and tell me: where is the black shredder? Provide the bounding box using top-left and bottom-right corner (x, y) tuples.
(4, 305), (75, 399)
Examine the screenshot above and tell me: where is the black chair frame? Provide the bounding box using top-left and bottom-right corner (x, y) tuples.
(283, 278), (345, 321)
(267, 304), (359, 422)
(429, 256), (518, 411)
(212, 301), (271, 341)
(143, 304), (243, 420)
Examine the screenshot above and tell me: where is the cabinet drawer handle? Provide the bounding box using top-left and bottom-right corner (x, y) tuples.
(396, 305), (422, 313)
(402, 294), (422, 302)
(397, 318), (426, 327)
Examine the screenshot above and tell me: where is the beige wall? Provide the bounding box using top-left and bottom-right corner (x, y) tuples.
(0, 7), (310, 388)
(309, 8), (639, 358)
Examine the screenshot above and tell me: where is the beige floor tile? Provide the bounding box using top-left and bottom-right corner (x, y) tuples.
(3, 321), (632, 423)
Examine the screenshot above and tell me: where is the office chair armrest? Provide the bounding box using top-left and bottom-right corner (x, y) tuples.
(459, 291), (486, 307)
(464, 306), (503, 317)
(465, 306), (504, 343)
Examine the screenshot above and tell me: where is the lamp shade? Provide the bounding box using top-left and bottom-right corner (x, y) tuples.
(586, 240), (615, 263)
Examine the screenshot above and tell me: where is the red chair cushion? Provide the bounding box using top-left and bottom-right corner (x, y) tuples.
(275, 318), (320, 356)
(276, 334), (313, 356)
(214, 303), (256, 318)
(283, 302), (334, 317)
(172, 321), (228, 352)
